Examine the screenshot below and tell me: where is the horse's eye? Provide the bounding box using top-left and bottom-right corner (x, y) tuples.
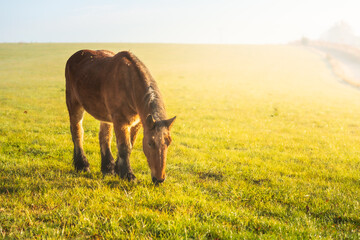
(148, 141), (155, 148)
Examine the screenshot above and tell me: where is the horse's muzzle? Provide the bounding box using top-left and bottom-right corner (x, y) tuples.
(152, 176), (165, 185)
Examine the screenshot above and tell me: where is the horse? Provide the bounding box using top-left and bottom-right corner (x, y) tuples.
(65, 50), (176, 184)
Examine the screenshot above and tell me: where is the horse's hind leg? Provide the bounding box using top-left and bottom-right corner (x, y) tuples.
(67, 102), (90, 172)
(99, 122), (115, 175)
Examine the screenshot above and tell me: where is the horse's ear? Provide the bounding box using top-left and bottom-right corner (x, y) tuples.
(163, 116), (176, 129)
(146, 114), (156, 129)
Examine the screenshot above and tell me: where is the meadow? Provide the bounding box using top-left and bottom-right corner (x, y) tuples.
(0, 43), (360, 239)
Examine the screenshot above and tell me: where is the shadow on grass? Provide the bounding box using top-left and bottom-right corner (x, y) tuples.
(245, 177), (271, 185)
(198, 171), (224, 181)
(312, 212), (360, 227)
(0, 162), (153, 196)
(0, 179), (19, 194)
(104, 177), (157, 191)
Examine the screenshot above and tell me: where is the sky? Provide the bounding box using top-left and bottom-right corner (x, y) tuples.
(1, 0), (360, 44)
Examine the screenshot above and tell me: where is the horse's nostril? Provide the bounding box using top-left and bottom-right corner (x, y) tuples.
(152, 177), (165, 184)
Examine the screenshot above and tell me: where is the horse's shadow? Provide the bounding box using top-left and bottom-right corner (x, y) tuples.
(0, 164), (155, 196)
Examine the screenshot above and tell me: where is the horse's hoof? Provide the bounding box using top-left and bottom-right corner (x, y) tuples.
(74, 154), (90, 172)
(102, 170), (114, 176)
(101, 165), (115, 176)
(75, 166), (90, 173)
(121, 172), (136, 181)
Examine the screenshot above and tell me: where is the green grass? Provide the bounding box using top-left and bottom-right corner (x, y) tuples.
(1, 43), (360, 239)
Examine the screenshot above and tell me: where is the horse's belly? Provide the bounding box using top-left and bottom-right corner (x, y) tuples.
(83, 104), (112, 122)
(75, 85), (112, 122)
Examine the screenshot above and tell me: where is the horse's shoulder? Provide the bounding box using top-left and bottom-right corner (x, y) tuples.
(96, 50), (116, 57)
(112, 51), (137, 66)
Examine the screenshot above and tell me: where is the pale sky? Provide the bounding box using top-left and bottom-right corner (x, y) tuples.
(1, 0), (360, 44)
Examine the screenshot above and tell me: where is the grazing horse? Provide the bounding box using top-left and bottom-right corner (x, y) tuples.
(65, 50), (176, 184)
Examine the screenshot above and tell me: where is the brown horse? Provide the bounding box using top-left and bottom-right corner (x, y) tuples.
(65, 50), (175, 184)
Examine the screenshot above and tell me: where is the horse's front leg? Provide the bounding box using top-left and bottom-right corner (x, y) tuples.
(113, 120), (136, 181)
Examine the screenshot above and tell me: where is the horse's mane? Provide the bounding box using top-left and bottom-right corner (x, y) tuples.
(118, 51), (167, 120)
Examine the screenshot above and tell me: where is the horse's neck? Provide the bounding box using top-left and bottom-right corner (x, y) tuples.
(132, 76), (167, 125)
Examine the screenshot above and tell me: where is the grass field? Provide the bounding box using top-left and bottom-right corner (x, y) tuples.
(1, 43), (360, 239)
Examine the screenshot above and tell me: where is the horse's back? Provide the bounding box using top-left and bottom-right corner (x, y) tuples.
(66, 49), (114, 72)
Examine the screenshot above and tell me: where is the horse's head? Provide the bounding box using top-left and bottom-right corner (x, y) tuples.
(143, 114), (176, 184)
